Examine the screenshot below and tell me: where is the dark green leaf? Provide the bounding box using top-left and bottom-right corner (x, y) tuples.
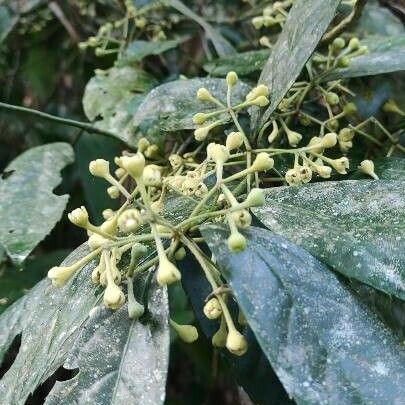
(253, 180), (405, 299)
(0, 244), (170, 404)
(133, 77), (250, 134)
(166, 0), (235, 57)
(120, 37), (189, 63)
(322, 36), (405, 81)
(202, 225), (405, 404)
(251, 0), (341, 132)
(203, 50), (270, 77)
(82, 66), (155, 147)
(0, 143), (74, 264)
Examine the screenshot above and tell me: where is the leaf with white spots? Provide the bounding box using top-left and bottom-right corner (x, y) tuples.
(0, 143), (74, 264)
(202, 225), (405, 404)
(0, 244), (170, 405)
(253, 180), (405, 300)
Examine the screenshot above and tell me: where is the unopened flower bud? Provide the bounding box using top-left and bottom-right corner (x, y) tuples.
(268, 120), (279, 143)
(251, 152), (274, 172)
(100, 217), (118, 235)
(156, 258), (181, 286)
(114, 167), (126, 179)
(286, 129), (302, 147)
(104, 282), (125, 310)
(68, 206), (89, 227)
(314, 163), (332, 178)
(171, 320), (199, 343)
(325, 92), (340, 106)
(48, 265), (77, 287)
(383, 99), (404, 115)
(174, 247), (186, 261)
(228, 232), (246, 252)
(226, 131), (244, 151)
(194, 126), (210, 141)
(259, 36), (271, 47)
(193, 112), (207, 125)
(332, 37), (346, 50)
(144, 144), (160, 159)
(197, 87), (213, 102)
(89, 159), (110, 178)
(226, 71), (238, 87)
(207, 143), (229, 164)
(330, 157), (349, 174)
(337, 56), (351, 68)
(226, 329), (248, 356)
(338, 128), (354, 141)
(245, 188), (265, 207)
(231, 209), (252, 229)
(348, 37), (360, 51)
(118, 209), (143, 233)
(343, 102), (357, 115)
(143, 164), (162, 186)
(246, 84), (269, 101)
(203, 298), (222, 319)
(137, 137), (150, 153)
(107, 186), (120, 199)
(169, 154), (183, 169)
(252, 16), (264, 29)
(121, 153), (145, 179)
(320, 132), (337, 148)
(251, 95), (269, 107)
(359, 160), (379, 180)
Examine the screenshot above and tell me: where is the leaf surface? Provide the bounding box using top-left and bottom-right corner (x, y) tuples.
(202, 225), (405, 404)
(0, 143), (74, 264)
(253, 180), (405, 299)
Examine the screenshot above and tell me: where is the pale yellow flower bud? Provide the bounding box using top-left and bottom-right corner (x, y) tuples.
(320, 132), (338, 148)
(246, 84), (269, 101)
(251, 152), (274, 172)
(227, 232), (246, 252)
(348, 37), (360, 51)
(103, 282), (125, 310)
(107, 186), (120, 199)
(226, 71), (238, 87)
(142, 164), (162, 186)
(267, 120), (279, 144)
(252, 16), (264, 29)
(231, 209), (252, 229)
(338, 128), (354, 142)
(203, 298), (222, 319)
(48, 265), (77, 287)
(193, 112), (207, 125)
(114, 167), (126, 179)
(89, 159), (110, 178)
(359, 160), (379, 180)
(286, 129), (302, 147)
(226, 131), (244, 151)
(170, 320), (199, 343)
(250, 95), (269, 107)
(194, 126), (210, 141)
(226, 329), (248, 356)
(330, 157), (349, 174)
(144, 144), (160, 159)
(102, 208), (115, 220)
(121, 153), (145, 179)
(245, 188), (265, 207)
(196, 87), (213, 102)
(137, 137), (150, 153)
(68, 206), (89, 227)
(169, 154), (183, 169)
(207, 143), (229, 164)
(156, 258), (181, 286)
(118, 209), (143, 233)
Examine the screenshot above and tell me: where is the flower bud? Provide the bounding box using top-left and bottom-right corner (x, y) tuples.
(137, 137), (150, 152)
(383, 99), (403, 115)
(359, 160), (379, 180)
(246, 84), (269, 101)
(100, 217), (118, 235)
(174, 247), (186, 261)
(203, 298), (222, 319)
(337, 56), (350, 68)
(48, 266), (77, 287)
(252, 16), (264, 29)
(128, 295), (144, 320)
(259, 36), (271, 47)
(226, 131), (244, 151)
(88, 233), (107, 250)
(228, 232), (246, 252)
(194, 126), (210, 141)
(156, 258), (181, 286)
(251, 152), (274, 172)
(114, 167), (126, 179)
(330, 157), (349, 174)
(314, 163), (332, 178)
(226, 329), (248, 356)
(231, 209), (252, 229)
(226, 71), (238, 87)
(343, 102), (357, 115)
(348, 37), (360, 51)
(68, 206), (89, 227)
(207, 143), (229, 164)
(171, 320), (199, 343)
(320, 132), (337, 148)
(286, 129), (302, 147)
(332, 37), (346, 50)
(169, 154), (183, 169)
(121, 153), (145, 179)
(251, 95), (269, 107)
(245, 188), (265, 207)
(325, 92), (340, 106)
(197, 87), (213, 102)
(268, 120), (279, 143)
(144, 144), (160, 159)
(338, 128), (354, 142)
(118, 209), (143, 233)
(193, 112), (207, 125)
(328, 119), (340, 132)
(107, 186), (120, 199)
(307, 136), (324, 154)
(103, 282), (125, 310)
(143, 164), (162, 186)
(89, 159), (110, 178)
(285, 168), (301, 185)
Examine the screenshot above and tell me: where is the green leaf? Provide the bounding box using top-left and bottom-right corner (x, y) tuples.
(82, 66), (155, 147)
(202, 225), (405, 404)
(0, 143), (74, 264)
(351, 157), (405, 181)
(253, 180), (405, 299)
(166, 0), (235, 57)
(0, 244), (170, 404)
(203, 49), (270, 77)
(251, 0), (341, 132)
(0, 249), (71, 314)
(133, 77), (250, 135)
(120, 37), (189, 63)
(322, 36), (405, 81)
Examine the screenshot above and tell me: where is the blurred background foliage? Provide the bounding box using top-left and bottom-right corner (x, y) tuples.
(0, 0), (404, 403)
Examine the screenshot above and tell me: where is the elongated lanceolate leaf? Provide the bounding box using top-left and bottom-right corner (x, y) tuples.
(202, 225), (405, 404)
(252, 0), (341, 132)
(253, 180), (405, 299)
(0, 143), (74, 264)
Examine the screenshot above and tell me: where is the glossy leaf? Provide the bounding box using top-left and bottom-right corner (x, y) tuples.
(203, 50), (270, 77)
(251, 0), (341, 132)
(167, 0), (235, 57)
(253, 180), (405, 299)
(133, 77), (250, 134)
(202, 225), (405, 404)
(0, 143), (74, 264)
(0, 244), (170, 405)
(322, 36), (405, 81)
(82, 66), (155, 147)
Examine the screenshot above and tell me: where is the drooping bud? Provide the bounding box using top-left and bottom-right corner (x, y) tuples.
(226, 131), (244, 151)
(251, 152), (274, 172)
(267, 120), (279, 143)
(245, 188), (265, 207)
(103, 282), (125, 310)
(226, 329), (248, 356)
(227, 232), (246, 252)
(156, 258), (182, 286)
(203, 298), (222, 319)
(68, 206), (89, 228)
(170, 320), (199, 343)
(359, 160), (379, 180)
(121, 153), (145, 180)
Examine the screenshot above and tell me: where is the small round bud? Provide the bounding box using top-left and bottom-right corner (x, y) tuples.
(332, 37), (346, 50)
(286, 129), (302, 147)
(121, 153), (145, 179)
(118, 209), (143, 233)
(203, 298), (222, 319)
(226, 71), (238, 87)
(171, 321), (199, 343)
(144, 144), (159, 159)
(137, 137), (150, 153)
(156, 258), (181, 286)
(194, 126), (210, 141)
(114, 167), (126, 179)
(102, 208), (115, 220)
(174, 247), (186, 261)
(207, 143), (229, 164)
(193, 112), (207, 125)
(245, 188), (265, 207)
(226, 329), (248, 356)
(251, 95), (269, 107)
(320, 132), (338, 148)
(89, 159), (110, 178)
(259, 36), (271, 47)
(228, 232), (246, 252)
(348, 37), (360, 51)
(107, 185), (120, 199)
(197, 87), (213, 102)
(226, 131), (244, 151)
(252, 16), (264, 29)
(231, 209), (252, 229)
(359, 160), (379, 180)
(68, 206), (89, 227)
(143, 164), (162, 186)
(251, 152), (274, 172)
(328, 119), (340, 132)
(103, 283), (125, 310)
(338, 128), (354, 141)
(48, 266), (77, 287)
(337, 56), (351, 68)
(325, 92), (340, 106)
(246, 84), (269, 101)
(343, 102), (357, 115)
